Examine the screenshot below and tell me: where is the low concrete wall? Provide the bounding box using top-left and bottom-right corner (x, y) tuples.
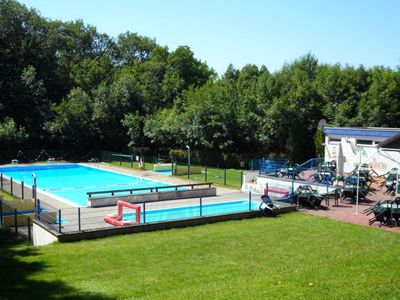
(32, 221), (58, 246)
(57, 205), (296, 243)
(88, 187), (217, 207)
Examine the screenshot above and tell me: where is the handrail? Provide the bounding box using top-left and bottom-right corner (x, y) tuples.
(87, 182), (214, 198)
(299, 158), (324, 170)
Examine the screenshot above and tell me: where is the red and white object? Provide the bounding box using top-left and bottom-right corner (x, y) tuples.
(104, 200), (141, 226)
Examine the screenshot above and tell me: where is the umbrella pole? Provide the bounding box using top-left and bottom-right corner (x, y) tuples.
(356, 152), (360, 214)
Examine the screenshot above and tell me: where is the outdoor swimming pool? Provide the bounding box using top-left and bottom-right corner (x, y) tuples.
(0, 164), (172, 206)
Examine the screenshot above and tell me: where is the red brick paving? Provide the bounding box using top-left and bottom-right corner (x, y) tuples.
(300, 180), (400, 232)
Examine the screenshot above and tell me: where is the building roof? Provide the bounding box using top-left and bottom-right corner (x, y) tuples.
(324, 127), (400, 138)
(378, 133), (400, 149)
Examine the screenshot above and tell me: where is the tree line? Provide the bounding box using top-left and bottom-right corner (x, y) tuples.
(1, 0), (400, 163)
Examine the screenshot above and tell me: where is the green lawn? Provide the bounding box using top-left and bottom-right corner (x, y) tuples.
(0, 190), (18, 202)
(179, 167), (243, 189)
(1, 213), (400, 299)
(107, 161), (243, 189)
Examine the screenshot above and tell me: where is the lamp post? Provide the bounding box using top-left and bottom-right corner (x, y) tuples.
(186, 145), (190, 179)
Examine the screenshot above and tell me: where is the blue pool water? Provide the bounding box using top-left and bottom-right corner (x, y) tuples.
(120, 200), (260, 223)
(0, 164), (172, 206)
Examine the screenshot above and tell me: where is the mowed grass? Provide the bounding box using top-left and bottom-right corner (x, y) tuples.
(182, 167), (243, 189)
(107, 161), (243, 189)
(2, 213), (400, 299)
(0, 190), (18, 202)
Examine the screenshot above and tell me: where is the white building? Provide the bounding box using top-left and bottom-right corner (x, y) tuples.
(324, 127), (400, 175)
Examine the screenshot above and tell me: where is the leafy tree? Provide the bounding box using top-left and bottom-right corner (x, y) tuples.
(47, 88), (94, 149)
(357, 67), (400, 127)
(314, 128), (325, 157)
(70, 57), (113, 93)
(0, 118), (29, 150)
(116, 32), (157, 64)
(122, 112), (144, 148)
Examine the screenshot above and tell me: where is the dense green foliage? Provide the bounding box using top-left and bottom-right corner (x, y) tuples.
(2, 1), (400, 162)
(1, 214), (400, 299)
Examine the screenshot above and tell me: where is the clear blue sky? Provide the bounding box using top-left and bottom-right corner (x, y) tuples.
(19, 0), (400, 74)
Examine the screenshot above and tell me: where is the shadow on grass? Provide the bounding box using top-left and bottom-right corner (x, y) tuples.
(0, 229), (115, 300)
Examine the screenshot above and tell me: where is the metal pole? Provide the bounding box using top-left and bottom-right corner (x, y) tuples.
(58, 209), (62, 233)
(291, 168), (294, 194)
(205, 166), (207, 182)
(356, 152), (361, 214)
(326, 178), (329, 194)
(224, 169), (227, 185)
(21, 181), (24, 199)
(37, 199), (41, 221)
(249, 191), (252, 210)
(240, 171), (243, 188)
(10, 177), (13, 196)
(0, 173), (3, 189)
(186, 145), (190, 179)
(78, 207), (81, 231)
(395, 170), (399, 200)
(143, 202), (146, 223)
(200, 196), (202, 216)
(32, 173), (37, 201)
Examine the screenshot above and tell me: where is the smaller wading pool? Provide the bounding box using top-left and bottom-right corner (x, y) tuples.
(150, 169), (172, 176)
(111, 200), (260, 224)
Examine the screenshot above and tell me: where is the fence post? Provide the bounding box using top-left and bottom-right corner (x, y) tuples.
(205, 166), (208, 182)
(21, 181), (24, 199)
(0, 173), (3, 189)
(78, 207), (81, 231)
(249, 191), (252, 211)
(58, 209), (62, 233)
(27, 217), (32, 242)
(240, 171), (243, 188)
(143, 202), (146, 223)
(14, 208), (18, 235)
(224, 169), (227, 185)
(35, 199), (41, 221)
(200, 196), (203, 217)
(11, 177), (13, 196)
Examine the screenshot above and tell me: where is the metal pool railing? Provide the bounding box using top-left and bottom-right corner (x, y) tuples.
(33, 192), (258, 234)
(0, 173), (36, 200)
(86, 182), (214, 198)
(0, 198), (33, 242)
